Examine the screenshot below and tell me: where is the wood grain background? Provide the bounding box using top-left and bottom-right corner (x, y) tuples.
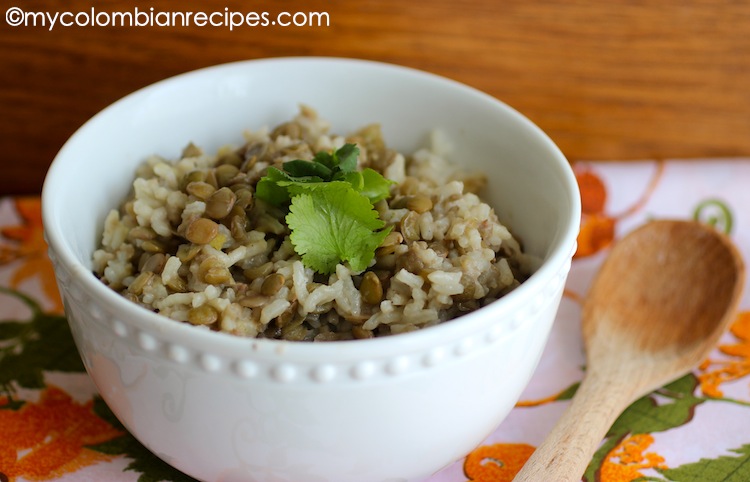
(2, 0), (749, 194)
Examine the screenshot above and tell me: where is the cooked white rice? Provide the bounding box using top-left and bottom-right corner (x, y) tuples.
(93, 106), (537, 341)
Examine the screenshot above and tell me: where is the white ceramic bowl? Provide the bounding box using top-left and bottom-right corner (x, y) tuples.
(42, 57), (580, 482)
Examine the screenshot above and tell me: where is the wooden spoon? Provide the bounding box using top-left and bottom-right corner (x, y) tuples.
(514, 219), (745, 482)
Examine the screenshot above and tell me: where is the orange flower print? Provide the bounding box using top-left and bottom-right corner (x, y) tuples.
(0, 197), (63, 313)
(573, 162), (664, 259)
(463, 443), (535, 481)
(0, 386), (122, 481)
(575, 213), (616, 259)
(577, 170), (608, 217)
(574, 167), (615, 259)
(600, 434), (666, 481)
(698, 311), (750, 398)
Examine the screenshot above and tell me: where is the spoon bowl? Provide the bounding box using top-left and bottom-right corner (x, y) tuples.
(514, 219), (745, 482)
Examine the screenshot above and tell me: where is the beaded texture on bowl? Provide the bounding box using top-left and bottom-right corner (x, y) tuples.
(50, 243), (571, 385)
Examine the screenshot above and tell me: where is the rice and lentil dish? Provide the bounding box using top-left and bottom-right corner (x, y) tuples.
(93, 107), (536, 341)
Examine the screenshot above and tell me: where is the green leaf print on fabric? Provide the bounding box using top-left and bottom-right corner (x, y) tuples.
(654, 444), (750, 481)
(555, 381), (581, 401)
(585, 375), (706, 481)
(693, 199), (734, 235)
(609, 376), (704, 435)
(0, 286), (196, 481)
(88, 397), (199, 482)
(0, 287), (85, 405)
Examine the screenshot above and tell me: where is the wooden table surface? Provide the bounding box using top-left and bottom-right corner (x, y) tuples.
(2, 0), (749, 195)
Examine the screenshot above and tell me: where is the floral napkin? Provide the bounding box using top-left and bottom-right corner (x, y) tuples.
(1, 159), (749, 482)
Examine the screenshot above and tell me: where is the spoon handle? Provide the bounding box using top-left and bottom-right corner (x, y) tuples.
(513, 370), (639, 482)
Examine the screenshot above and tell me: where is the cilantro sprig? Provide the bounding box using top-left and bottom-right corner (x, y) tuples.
(256, 144), (394, 274)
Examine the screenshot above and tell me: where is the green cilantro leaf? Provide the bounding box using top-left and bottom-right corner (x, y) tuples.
(334, 143), (359, 172)
(360, 168), (395, 203)
(286, 184), (392, 274)
(312, 150), (336, 170)
(339, 171), (364, 191)
(255, 143), (396, 274)
(286, 180), (349, 197)
(256, 144), (394, 207)
(255, 167), (295, 205)
(282, 159), (333, 179)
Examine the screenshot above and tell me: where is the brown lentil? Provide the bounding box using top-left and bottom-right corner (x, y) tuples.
(238, 294), (269, 308)
(176, 244), (201, 263)
(243, 262), (274, 281)
(261, 273), (285, 296)
(453, 276), (477, 302)
(352, 326), (374, 339)
(215, 164), (240, 187)
(165, 276), (188, 293)
(181, 143), (203, 158)
(360, 271), (383, 304)
(187, 304), (219, 325)
(185, 218), (219, 245)
(241, 142), (267, 169)
(270, 121), (302, 139)
(396, 245), (426, 273)
(281, 324), (308, 341)
(233, 188), (254, 211)
(197, 257), (231, 284)
(380, 231), (403, 247)
(204, 169), (218, 189)
(407, 195), (433, 213)
(128, 226), (157, 241)
(275, 302), (297, 328)
(186, 181), (216, 200)
(205, 187), (237, 220)
(462, 174), (488, 194)
(182, 170), (207, 188)
(217, 152), (243, 168)
(141, 253), (167, 274)
(229, 213), (249, 241)
(140, 239), (166, 254)
(128, 271), (154, 295)
(203, 267), (231, 285)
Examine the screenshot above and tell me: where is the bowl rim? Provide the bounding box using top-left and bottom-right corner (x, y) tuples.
(42, 56), (581, 360)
